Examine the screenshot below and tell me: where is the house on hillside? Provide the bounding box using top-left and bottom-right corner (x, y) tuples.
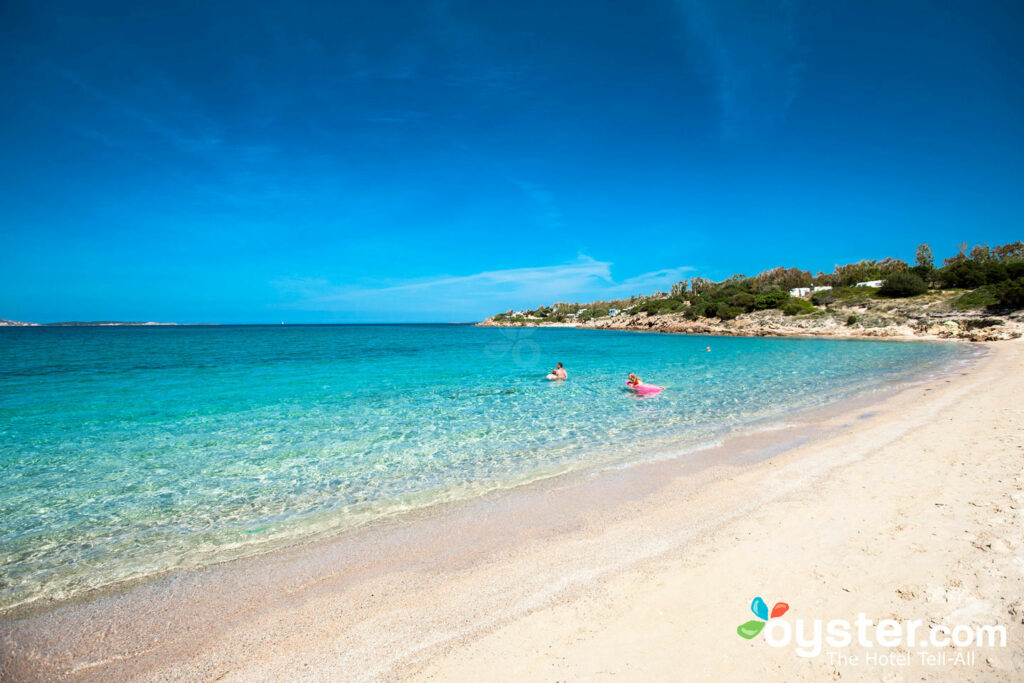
(788, 286), (832, 297)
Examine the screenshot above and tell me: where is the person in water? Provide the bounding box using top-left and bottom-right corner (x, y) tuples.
(547, 362), (568, 380)
(627, 372), (664, 393)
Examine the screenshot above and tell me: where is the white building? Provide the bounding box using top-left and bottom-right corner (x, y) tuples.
(855, 280), (884, 288)
(608, 308), (620, 316)
(788, 286), (833, 297)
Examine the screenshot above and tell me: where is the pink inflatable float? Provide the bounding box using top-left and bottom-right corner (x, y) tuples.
(626, 380), (664, 395)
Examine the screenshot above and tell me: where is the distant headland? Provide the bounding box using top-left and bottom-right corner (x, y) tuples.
(0, 320), (184, 327)
(479, 241), (1024, 343)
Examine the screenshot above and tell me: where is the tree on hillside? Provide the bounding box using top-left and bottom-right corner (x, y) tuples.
(914, 243), (934, 270)
(688, 277), (714, 295)
(753, 267), (811, 292)
(877, 257), (909, 275)
(943, 242), (970, 267)
(969, 244), (992, 262)
(993, 241), (1024, 260)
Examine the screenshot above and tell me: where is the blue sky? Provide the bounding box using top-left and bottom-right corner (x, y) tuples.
(1, 0), (1022, 323)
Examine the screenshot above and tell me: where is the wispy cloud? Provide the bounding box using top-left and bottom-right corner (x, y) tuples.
(271, 256), (695, 318)
(676, 0), (803, 140)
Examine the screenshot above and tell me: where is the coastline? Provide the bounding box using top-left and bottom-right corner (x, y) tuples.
(2, 341), (1020, 680)
(476, 307), (1024, 343)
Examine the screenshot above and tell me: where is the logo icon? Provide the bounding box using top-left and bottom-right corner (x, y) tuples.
(737, 596), (789, 639)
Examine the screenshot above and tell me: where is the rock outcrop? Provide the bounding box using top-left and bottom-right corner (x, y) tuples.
(478, 300), (1024, 343)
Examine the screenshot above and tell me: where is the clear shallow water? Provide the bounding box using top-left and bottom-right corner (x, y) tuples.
(0, 325), (971, 610)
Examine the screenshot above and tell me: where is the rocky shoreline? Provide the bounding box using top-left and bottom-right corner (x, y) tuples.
(478, 294), (1024, 343)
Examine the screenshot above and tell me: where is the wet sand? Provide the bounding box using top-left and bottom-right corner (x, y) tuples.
(2, 341), (1021, 681)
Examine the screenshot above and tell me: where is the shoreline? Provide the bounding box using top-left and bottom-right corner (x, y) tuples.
(0, 343), (964, 621)
(3, 341), (1018, 679)
(476, 308), (1024, 343)
(0, 335), (974, 618)
(0, 335), (969, 619)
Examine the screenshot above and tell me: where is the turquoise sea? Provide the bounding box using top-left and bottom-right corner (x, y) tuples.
(0, 325), (972, 611)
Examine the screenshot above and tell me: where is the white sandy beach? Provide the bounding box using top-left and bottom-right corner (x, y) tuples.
(2, 340), (1022, 681)
(412, 341), (1024, 681)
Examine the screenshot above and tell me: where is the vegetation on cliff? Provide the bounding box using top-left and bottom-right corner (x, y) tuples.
(488, 241), (1024, 325)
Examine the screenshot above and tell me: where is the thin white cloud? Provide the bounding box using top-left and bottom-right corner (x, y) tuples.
(272, 257), (694, 319)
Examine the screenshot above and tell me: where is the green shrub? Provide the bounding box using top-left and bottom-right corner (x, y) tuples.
(983, 260), (1008, 284)
(729, 292), (756, 310)
(1006, 260), (1024, 280)
(993, 277), (1024, 309)
(782, 299), (814, 316)
(753, 290), (789, 309)
(711, 302), (743, 320)
(846, 315), (858, 326)
(909, 264), (934, 283)
(878, 272), (927, 298)
(939, 260), (986, 289)
(951, 286), (998, 310)
(637, 297), (688, 315)
(827, 286), (878, 304)
(810, 290), (836, 306)
(636, 299), (661, 315)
